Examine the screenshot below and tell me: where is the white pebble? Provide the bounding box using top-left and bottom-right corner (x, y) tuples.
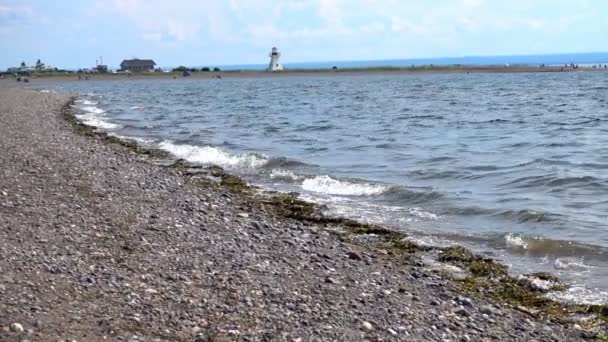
(362, 321), (373, 331)
(10, 322), (24, 332)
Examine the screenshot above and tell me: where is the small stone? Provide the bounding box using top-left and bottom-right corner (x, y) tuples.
(479, 305), (494, 315)
(347, 251), (363, 261)
(1, 191), (7, 196)
(430, 299), (441, 306)
(454, 307), (469, 317)
(237, 213), (249, 218)
(387, 328), (398, 336)
(10, 323), (24, 333)
(325, 277), (338, 284)
(457, 296), (473, 307)
(362, 321), (373, 331)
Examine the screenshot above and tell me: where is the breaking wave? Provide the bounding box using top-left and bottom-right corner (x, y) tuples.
(270, 169), (303, 182)
(76, 114), (120, 130)
(301, 175), (389, 196)
(81, 106), (105, 114)
(158, 141), (268, 169)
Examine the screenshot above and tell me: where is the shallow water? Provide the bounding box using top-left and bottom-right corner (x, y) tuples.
(39, 72), (608, 304)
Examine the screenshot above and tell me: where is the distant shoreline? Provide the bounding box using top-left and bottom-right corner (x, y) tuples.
(3, 64), (606, 82)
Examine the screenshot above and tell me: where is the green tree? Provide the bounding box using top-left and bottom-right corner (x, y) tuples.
(213, 67), (221, 72)
(201, 67), (210, 72)
(20, 61), (26, 68)
(172, 66), (188, 72)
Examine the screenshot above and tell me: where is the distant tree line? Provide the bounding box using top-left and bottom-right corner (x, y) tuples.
(171, 66), (221, 72)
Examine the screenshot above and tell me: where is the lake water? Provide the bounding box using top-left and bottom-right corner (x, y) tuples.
(39, 71), (608, 304)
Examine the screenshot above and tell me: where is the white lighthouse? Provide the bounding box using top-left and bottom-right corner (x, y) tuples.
(267, 47), (284, 72)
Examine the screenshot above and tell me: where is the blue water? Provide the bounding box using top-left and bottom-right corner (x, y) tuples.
(37, 71), (608, 304)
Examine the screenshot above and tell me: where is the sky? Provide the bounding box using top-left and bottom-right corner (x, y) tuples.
(1, 0), (607, 69)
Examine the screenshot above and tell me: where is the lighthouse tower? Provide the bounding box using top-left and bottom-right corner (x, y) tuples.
(267, 47), (284, 72)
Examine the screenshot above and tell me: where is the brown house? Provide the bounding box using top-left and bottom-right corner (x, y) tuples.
(120, 59), (156, 72)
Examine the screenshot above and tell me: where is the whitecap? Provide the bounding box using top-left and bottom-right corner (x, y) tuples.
(81, 106), (105, 114)
(553, 258), (591, 271)
(301, 175), (389, 196)
(109, 133), (155, 144)
(546, 286), (608, 305)
(407, 207), (439, 220)
(76, 115), (120, 130)
(505, 233), (529, 249)
(158, 141), (268, 169)
(270, 169), (303, 181)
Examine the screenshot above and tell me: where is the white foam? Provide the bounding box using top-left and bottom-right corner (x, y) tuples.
(270, 169), (303, 181)
(40, 89), (51, 93)
(553, 258), (591, 271)
(76, 115), (120, 129)
(407, 207), (438, 220)
(505, 233), (529, 249)
(81, 106), (105, 114)
(546, 286), (608, 305)
(130, 106), (144, 110)
(518, 275), (554, 291)
(158, 141), (268, 169)
(301, 175), (388, 196)
(109, 133), (155, 145)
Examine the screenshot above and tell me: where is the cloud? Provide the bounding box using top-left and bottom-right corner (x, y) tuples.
(142, 32), (162, 41)
(318, 0), (344, 29)
(462, 0), (483, 9)
(0, 4), (35, 25)
(112, 0), (139, 15)
(166, 19), (199, 41)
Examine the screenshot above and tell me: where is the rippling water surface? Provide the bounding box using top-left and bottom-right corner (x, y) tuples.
(41, 72), (608, 303)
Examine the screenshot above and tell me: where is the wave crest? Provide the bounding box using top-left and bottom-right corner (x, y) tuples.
(158, 141), (268, 169)
(301, 175), (389, 196)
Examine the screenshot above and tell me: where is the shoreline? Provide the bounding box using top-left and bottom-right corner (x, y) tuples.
(2, 65), (604, 82)
(1, 87), (606, 340)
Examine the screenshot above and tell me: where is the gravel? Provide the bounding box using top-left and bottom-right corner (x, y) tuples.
(0, 87), (591, 341)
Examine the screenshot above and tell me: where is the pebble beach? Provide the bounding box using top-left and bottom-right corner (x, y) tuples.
(0, 87), (605, 341)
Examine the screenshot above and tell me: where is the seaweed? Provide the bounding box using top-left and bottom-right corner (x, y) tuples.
(220, 175), (249, 192)
(438, 246), (476, 263)
(208, 165), (225, 177)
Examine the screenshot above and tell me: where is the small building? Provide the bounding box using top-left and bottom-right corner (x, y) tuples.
(120, 59), (156, 72)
